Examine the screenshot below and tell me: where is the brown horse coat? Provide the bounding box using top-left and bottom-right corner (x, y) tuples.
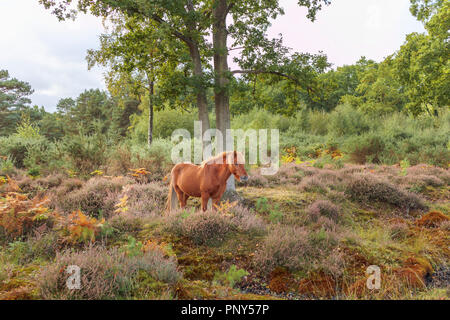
(166, 151), (248, 212)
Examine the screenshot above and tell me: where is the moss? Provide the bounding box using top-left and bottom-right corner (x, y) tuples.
(268, 267), (294, 294)
(416, 211), (449, 228)
(298, 272), (336, 298)
(177, 251), (224, 281)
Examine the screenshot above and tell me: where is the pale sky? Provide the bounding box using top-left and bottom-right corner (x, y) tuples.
(0, 0), (425, 112)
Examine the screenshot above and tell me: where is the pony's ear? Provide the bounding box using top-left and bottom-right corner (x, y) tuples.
(234, 151), (237, 164)
(222, 153), (228, 165)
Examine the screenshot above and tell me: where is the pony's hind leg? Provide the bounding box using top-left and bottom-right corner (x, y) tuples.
(174, 185), (187, 209)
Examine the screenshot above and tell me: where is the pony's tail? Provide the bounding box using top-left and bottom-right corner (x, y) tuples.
(166, 175), (178, 213)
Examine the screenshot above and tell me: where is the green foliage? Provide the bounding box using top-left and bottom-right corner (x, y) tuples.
(129, 108), (197, 142)
(0, 69), (35, 136)
(400, 159), (411, 176)
(214, 265), (249, 288)
(121, 236), (144, 258)
(0, 156), (15, 175)
(256, 197), (270, 214)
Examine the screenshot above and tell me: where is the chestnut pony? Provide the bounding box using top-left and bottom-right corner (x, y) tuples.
(166, 151), (249, 212)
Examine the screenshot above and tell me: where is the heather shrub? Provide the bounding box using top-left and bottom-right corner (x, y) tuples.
(253, 225), (312, 274)
(121, 182), (167, 216)
(345, 174), (427, 210)
(183, 211), (234, 246)
(406, 165), (450, 184)
(38, 245), (181, 299)
(17, 173), (65, 196)
(228, 205), (266, 235)
(108, 214), (144, 233)
(246, 173), (269, 187)
(308, 227), (340, 255)
(396, 174), (445, 193)
(315, 216), (338, 232)
(49, 178), (84, 206)
(52, 177), (130, 218)
(307, 200), (341, 222)
(297, 176), (328, 193)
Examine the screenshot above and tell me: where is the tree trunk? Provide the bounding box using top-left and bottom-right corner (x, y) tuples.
(188, 43), (210, 138)
(213, 0), (235, 191)
(148, 78), (154, 148)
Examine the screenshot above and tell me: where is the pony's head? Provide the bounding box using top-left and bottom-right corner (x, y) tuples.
(225, 151), (249, 182)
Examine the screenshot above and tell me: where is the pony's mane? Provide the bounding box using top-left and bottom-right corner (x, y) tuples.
(200, 151), (244, 167)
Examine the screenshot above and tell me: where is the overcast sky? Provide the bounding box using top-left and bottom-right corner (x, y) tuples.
(1, 0), (425, 112)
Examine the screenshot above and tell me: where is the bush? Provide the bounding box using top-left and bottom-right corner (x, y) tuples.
(128, 139), (173, 180)
(0, 156), (16, 176)
(253, 225), (312, 274)
(343, 133), (385, 164)
(345, 174), (427, 211)
(17, 173), (65, 196)
(183, 211), (234, 246)
(121, 182), (167, 216)
(0, 135), (48, 168)
(129, 108), (197, 143)
(7, 231), (58, 264)
(228, 205), (266, 235)
(61, 133), (108, 173)
(38, 245), (181, 299)
(328, 104), (370, 137)
(307, 200), (341, 222)
(52, 177), (130, 218)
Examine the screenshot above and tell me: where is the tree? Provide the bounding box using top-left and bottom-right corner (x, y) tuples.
(0, 69), (34, 136)
(87, 15), (183, 146)
(39, 0), (332, 191)
(393, 0), (449, 115)
(409, 0), (444, 22)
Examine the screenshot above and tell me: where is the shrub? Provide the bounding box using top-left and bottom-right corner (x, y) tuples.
(183, 211), (234, 246)
(52, 177), (130, 218)
(344, 133), (385, 164)
(297, 176), (328, 193)
(0, 135), (48, 168)
(61, 133), (108, 174)
(328, 104), (370, 137)
(121, 182), (167, 217)
(228, 205), (266, 235)
(345, 174), (427, 211)
(0, 156), (16, 176)
(307, 200), (341, 222)
(253, 225), (312, 274)
(17, 173), (65, 197)
(128, 139), (173, 180)
(108, 214), (143, 233)
(214, 265), (249, 288)
(38, 245), (181, 299)
(7, 231), (58, 264)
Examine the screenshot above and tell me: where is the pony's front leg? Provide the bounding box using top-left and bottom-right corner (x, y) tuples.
(201, 192), (210, 212)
